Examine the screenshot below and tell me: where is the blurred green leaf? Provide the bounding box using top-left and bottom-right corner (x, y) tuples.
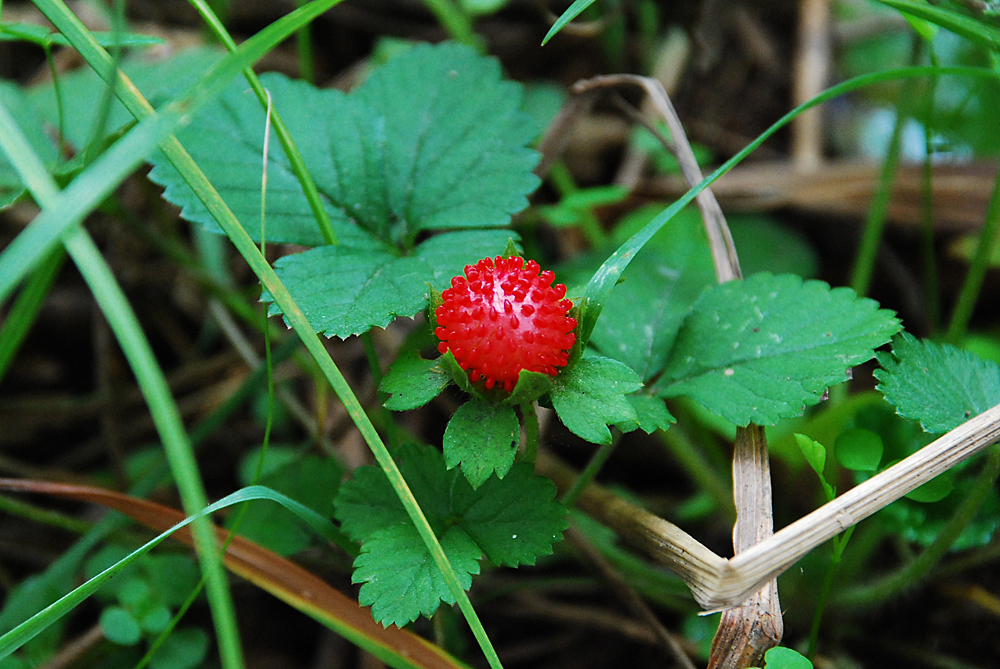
(835, 428), (884, 472)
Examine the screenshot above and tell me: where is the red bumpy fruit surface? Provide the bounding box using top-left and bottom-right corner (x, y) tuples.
(435, 256), (577, 393)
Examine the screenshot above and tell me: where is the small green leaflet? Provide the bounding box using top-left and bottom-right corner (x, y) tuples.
(793, 434), (835, 501)
(623, 395), (676, 434)
(550, 354), (643, 444)
(834, 428), (883, 472)
(443, 399), (519, 489)
(149, 42), (539, 246)
(352, 524), (480, 628)
(267, 229), (513, 337)
(653, 273), (901, 426)
(379, 352), (451, 411)
(875, 332), (1000, 434)
(334, 444), (567, 626)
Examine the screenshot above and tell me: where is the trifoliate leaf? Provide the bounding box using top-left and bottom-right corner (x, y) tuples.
(653, 273), (901, 426)
(453, 463), (567, 566)
(269, 229), (513, 337)
(621, 394), (675, 434)
(550, 354), (643, 444)
(875, 332), (1000, 434)
(353, 524), (480, 627)
(150, 43), (538, 246)
(444, 400), (519, 489)
(334, 443), (567, 624)
(380, 352), (451, 411)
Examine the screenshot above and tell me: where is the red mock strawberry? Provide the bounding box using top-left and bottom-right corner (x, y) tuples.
(435, 256), (577, 392)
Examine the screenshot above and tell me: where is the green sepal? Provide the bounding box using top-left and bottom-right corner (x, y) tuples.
(444, 399), (520, 488)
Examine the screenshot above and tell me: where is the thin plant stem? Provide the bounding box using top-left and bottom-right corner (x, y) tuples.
(186, 0), (338, 245)
(43, 44), (67, 158)
(921, 48), (941, 331)
(81, 0), (126, 166)
(806, 525), (854, 661)
(295, 0), (315, 83)
(0, 246), (65, 383)
(561, 434), (620, 508)
(851, 37), (923, 296)
(422, 0), (479, 48)
(837, 445), (1000, 606)
(945, 166), (1000, 343)
(0, 494), (94, 535)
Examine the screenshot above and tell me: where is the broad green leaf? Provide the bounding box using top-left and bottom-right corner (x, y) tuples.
(452, 463), (567, 567)
(0, 83), (59, 208)
(334, 444), (566, 623)
(151, 43), (538, 246)
(351, 42), (538, 238)
(654, 273), (901, 426)
(875, 333), (1000, 434)
(834, 428), (883, 472)
(269, 229), (513, 337)
(380, 352), (451, 411)
(353, 524), (480, 628)
(444, 400), (519, 489)
(622, 395), (675, 434)
(550, 354), (643, 444)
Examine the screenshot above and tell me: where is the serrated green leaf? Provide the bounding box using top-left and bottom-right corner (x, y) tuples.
(151, 43), (538, 246)
(559, 206), (714, 381)
(269, 229), (513, 337)
(550, 354), (642, 444)
(654, 273), (901, 426)
(621, 394), (675, 434)
(444, 400), (519, 488)
(334, 443), (566, 621)
(834, 428), (883, 472)
(453, 463), (567, 566)
(380, 352), (451, 411)
(353, 524), (481, 628)
(875, 332), (1000, 434)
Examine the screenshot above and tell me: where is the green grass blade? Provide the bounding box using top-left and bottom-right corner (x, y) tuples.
(0, 246), (65, 383)
(874, 0), (1000, 52)
(185, 0), (340, 245)
(541, 0), (595, 46)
